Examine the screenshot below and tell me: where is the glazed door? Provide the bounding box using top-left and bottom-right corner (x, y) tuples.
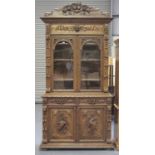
(52, 36), (78, 91)
(51, 35), (103, 91)
(78, 36), (104, 91)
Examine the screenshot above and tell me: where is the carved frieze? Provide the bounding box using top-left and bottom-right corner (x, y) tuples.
(47, 97), (111, 105)
(79, 98), (107, 105)
(48, 97), (76, 105)
(51, 24), (104, 35)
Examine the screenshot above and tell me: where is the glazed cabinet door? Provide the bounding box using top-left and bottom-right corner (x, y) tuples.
(47, 106), (76, 142)
(78, 106), (106, 142)
(51, 36), (78, 91)
(78, 36), (104, 91)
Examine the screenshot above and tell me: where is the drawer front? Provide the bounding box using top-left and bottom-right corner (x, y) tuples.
(48, 106), (76, 142)
(47, 97), (112, 105)
(79, 97), (112, 105)
(78, 106), (106, 142)
(48, 97), (76, 105)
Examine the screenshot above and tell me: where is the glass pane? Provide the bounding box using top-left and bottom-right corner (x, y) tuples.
(81, 42), (100, 59)
(54, 41), (73, 59)
(81, 81), (100, 89)
(54, 41), (73, 90)
(54, 61), (73, 79)
(81, 61), (100, 79)
(81, 41), (101, 90)
(54, 81), (73, 89)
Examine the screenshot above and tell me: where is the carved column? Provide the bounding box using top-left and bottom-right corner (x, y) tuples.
(103, 24), (109, 92)
(106, 104), (112, 143)
(42, 98), (48, 143)
(46, 24), (52, 92)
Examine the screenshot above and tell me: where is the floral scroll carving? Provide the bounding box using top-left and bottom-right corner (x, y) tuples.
(80, 109), (103, 139)
(62, 3), (96, 15)
(86, 115), (97, 135)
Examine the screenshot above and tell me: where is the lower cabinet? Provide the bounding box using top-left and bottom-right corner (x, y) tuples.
(41, 96), (113, 149)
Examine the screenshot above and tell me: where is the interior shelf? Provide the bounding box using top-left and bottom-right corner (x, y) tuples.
(54, 59), (73, 61)
(81, 59), (100, 61)
(54, 79), (73, 81)
(81, 79), (100, 81)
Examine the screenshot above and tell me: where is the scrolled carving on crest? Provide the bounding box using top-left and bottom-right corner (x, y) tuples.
(44, 3), (110, 17)
(62, 3), (94, 15)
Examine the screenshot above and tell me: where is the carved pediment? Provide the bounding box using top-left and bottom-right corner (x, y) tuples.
(44, 2), (110, 17)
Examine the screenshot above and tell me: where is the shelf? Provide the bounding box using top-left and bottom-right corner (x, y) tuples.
(81, 59), (100, 61)
(81, 79), (100, 81)
(54, 79), (73, 81)
(54, 59), (73, 61)
(80, 89), (101, 91)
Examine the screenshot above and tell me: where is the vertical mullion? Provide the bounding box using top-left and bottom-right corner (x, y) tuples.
(74, 36), (80, 91)
(77, 36), (81, 91)
(101, 36), (104, 92)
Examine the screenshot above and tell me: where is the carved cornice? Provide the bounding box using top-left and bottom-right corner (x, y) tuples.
(44, 3), (110, 17)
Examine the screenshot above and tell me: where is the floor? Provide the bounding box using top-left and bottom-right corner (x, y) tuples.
(35, 104), (119, 155)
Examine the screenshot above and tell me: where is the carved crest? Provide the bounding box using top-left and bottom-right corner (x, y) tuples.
(44, 2), (110, 17)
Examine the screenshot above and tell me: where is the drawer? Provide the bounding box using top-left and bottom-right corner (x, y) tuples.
(79, 97), (112, 105)
(47, 97), (76, 105)
(46, 97), (112, 105)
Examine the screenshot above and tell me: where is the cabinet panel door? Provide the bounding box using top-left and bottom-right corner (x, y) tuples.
(78, 106), (106, 142)
(48, 107), (75, 142)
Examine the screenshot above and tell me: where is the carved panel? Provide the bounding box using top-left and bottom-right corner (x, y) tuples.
(79, 107), (105, 141)
(49, 108), (74, 141)
(51, 24), (104, 35)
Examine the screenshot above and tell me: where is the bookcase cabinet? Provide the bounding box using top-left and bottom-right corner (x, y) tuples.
(40, 3), (113, 149)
